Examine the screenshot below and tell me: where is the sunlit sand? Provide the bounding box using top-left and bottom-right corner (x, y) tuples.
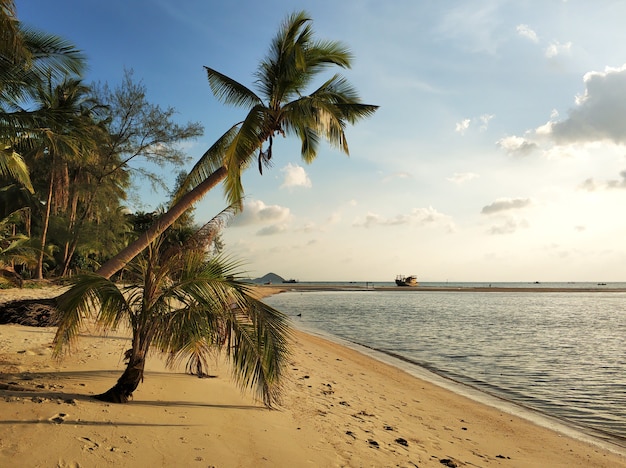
(0, 287), (624, 467)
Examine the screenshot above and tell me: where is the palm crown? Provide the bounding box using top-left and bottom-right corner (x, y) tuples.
(96, 10), (378, 280)
(187, 10), (378, 206)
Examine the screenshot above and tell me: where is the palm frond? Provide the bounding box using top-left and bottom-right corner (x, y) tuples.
(296, 126), (320, 163)
(172, 123), (240, 202)
(53, 273), (128, 356)
(0, 144), (33, 191)
(204, 66), (262, 108)
(221, 105), (268, 206)
(20, 25), (86, 80)
(224, 296), (291, 406)
(184, 203), (238, 251)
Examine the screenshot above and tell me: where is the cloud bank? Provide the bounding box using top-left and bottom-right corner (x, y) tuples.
(546, 64), (626, 145)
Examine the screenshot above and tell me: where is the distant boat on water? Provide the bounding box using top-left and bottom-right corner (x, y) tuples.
(395, 275), (418, 286)
(282, 279), (299, 284)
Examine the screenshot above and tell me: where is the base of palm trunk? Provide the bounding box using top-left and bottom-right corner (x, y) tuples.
(93, 385), (133, 403)
(94, 359), (144, 403)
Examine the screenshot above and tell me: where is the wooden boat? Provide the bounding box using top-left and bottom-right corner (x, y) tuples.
(395, 275), (418, 286)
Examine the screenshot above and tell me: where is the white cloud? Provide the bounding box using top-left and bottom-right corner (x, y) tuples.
(455, 118), (471, 134)
(257, 224), (288, 236)
(516, 24), (539, 43)
(447, 172), (479, 184)
(230, 199), (290, 227)
(497, 135), (538, 157)
(456, 115), (494, 135)
(579, 178), (598, 192)
(354, 206), (455, 232)
(545, 64), (626, 145)
(488, 217), (530, 235)
(280, 163), (312, 189)
(545, 40), (572, 58)
(479, 114), (495, 131)
(579, 170), (626, 191)
(481, 198), (531, 215)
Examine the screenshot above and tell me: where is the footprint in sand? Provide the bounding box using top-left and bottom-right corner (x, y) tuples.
(78, 437), (99, 451)
(56, 460), (81, 468)
(49, 413), (67, 424)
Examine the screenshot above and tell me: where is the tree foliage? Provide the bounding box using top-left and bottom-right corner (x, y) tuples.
(54, 228), (290, 406)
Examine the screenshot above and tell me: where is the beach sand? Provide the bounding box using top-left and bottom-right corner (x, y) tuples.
(0, 287), (625, 467)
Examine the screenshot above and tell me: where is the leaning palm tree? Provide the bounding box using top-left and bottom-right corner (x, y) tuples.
(53, 231), (290, 406)
(96, 10), (378, 279)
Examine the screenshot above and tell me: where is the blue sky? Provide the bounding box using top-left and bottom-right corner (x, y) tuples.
(16, 0), (626, 282)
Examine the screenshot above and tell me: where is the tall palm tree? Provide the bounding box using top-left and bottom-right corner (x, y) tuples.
(1, 3), (86, 140)
(25, 77), (101, 279)
(96, 10), (378, 279)
(1, 0), (86, 218)
(53, 230), (290, 406)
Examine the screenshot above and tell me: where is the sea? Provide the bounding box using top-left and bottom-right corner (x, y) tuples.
(263, 281), (626, 449)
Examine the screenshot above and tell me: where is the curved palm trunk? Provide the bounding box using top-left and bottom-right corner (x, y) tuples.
(95, 327), (155, 403)
(96, 165), (228, 279)
(94, 352), (146, 403)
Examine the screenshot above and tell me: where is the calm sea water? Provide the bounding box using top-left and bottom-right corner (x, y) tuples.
(264, 286), (626, 446)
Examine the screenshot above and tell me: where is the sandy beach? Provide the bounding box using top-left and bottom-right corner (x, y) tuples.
(1, 287), (625, 467)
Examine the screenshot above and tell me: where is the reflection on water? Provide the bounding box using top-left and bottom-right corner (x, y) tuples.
(265, 290), (626, 442)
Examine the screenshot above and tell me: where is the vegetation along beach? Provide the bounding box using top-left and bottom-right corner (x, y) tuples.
(3, 1), (626, 467)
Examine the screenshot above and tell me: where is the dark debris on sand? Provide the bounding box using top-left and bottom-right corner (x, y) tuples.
(0, 298), (59, 327)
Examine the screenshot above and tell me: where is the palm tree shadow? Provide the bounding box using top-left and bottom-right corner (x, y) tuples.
(0, 369), (265, 410)
(0, 419), (194, 427)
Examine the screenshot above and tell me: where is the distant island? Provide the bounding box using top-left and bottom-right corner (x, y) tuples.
(251, 272), (287, 284)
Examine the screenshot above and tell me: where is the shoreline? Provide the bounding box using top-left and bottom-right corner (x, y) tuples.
(298, 325), (626, 456)
(258, 284), (626, 293)
(261, 285), (626, 454)
(1, 287), (625, 466)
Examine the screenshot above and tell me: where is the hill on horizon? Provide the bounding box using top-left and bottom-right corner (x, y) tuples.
(251, 272), (285, 284)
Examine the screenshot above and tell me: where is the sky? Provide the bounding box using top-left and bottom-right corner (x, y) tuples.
(15, 0), (626, 282)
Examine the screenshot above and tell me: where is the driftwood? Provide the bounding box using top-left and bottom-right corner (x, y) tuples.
(0, 298), (59, 327)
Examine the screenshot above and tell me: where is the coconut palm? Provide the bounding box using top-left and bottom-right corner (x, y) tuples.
(1, 0), (86, 217)
(0, 208), (38, 287)
(96, 10), (378, 279)
(23, 77), (102, 279)
(53, 230), (290, 406)
(0, 0), (86, 128)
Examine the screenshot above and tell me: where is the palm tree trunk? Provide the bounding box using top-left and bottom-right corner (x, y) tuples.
(94, 352), (146, 403)
(96, 165), (228, 279)
(36, 170), (54, 279)
(61, 185), (80, 275)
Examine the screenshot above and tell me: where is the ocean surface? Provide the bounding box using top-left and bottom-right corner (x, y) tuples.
(263, 282), (626, 447)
